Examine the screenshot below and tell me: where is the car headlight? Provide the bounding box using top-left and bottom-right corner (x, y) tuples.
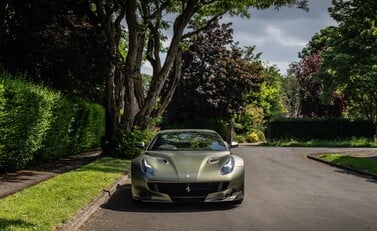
(221, 156), (235, 175)
(141, 158), (155, 175)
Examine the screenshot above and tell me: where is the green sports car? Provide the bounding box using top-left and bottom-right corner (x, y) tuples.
(131, 129), (244, 204)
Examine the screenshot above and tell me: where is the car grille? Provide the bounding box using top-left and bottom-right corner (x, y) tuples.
(147, 182), (229, 202)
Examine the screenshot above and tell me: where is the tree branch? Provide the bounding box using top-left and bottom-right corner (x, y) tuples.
(182, 13), (224, 40)
(152, 49), (183, 119)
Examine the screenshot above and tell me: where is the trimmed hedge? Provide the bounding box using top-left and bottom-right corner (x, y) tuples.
(267, 118), (375, 140)
(0, 71), (105, 171)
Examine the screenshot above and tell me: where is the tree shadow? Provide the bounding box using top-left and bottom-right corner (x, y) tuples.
(0, 170), (52, 183)
(101, 183), (240, 213)
(333, 169), (377, 183)
(73, 157), (130, 174)
(0, 218), (36, 230)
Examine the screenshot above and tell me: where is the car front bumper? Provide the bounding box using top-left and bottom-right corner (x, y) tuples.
(131, 166), (244, 203)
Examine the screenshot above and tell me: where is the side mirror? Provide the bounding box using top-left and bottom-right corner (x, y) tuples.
(225, 141), (239, 149)
(136, 142), (145, 149)
(230, 141), (239, 148)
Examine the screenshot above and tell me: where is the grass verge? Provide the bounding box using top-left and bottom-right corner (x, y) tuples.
(265, 138), (377, 147)
(319, 154), (377, 175)
(0, 157), (130, 231)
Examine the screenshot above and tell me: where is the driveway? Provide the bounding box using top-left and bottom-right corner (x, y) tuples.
(79, 147), (377, 231)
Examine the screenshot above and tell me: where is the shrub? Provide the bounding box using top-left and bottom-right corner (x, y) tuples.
(70, 99), (105, 153)
(246, 132), (259, 143)
(114, 127), (156, 159)
(0, 83), (6, 170)
(245, 129), (266, 143)
(37, 95), (77, 161)
(234, 105), (266, 134)
(267, 118), (375, 140)
(0, 71), (105, 172)
(0, 76), (56, 170)
(235, 135), (246, 143)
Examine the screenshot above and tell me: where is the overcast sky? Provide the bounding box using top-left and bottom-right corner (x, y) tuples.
(142, 0), (337, 75)
(226, 0), (337, 74)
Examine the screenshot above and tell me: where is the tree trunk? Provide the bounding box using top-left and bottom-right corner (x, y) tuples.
(133, 2), (197, 128)
(95, 2), (126, 154)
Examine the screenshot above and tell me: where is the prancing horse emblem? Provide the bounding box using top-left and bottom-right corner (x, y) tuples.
(185, 184), (191, 193)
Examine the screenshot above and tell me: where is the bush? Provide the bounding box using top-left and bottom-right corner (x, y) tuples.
(235, 135), (246, 143)
(69, 99), (105, 153)
(0, 75), (56, 170)
(0, 71), (105, 172)
(234, 105), (266, 134)
(37, 95), (77, 161)
(245, 129), (266, 143)
(114, 127), (156, 159)
(267, 118), (375, 140)
(235, 129), (265, 143)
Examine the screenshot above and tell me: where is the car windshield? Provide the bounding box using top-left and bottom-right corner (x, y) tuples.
(148, 131), (228, 151)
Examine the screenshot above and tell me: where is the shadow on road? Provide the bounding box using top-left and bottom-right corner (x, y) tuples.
(333, 169), (377, 183)
(100, 183), (240, 213)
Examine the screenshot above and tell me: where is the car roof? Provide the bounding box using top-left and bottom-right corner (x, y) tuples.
(157, 129), (219, 135)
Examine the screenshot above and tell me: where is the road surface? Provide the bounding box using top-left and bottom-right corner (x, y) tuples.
(80, 146), (377, 231)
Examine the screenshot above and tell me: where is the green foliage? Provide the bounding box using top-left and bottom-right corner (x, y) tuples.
(167, 21), (264, 120)
(267, 118), (375, 140)
(0, 1), (107, 102)
(320, 154), (377, 174)
(281, 74), (300, 117)
(246, 129), (265, 143)
(114, 127), (156, 159)
(235, 65), (286, 142)
(0, 82), (6, 169)
(0, 71), (105, 172)
(37, 95), (77, 161)
(320, 0), (377, 121)
(267, 138), (377, 147)
(289, 26), (347, 118)
(0, 74), (56, 170)
(235, 135), (246, 143)
(0, 157), (130, 231)
(234, 105), (265, 133)
(70, 100), (106, 153)
(234, 128), (265, 143)
(1, 0), (310, 156)
(248, 66), (286, 119)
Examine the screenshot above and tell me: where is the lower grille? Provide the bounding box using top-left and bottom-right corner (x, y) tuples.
(147, 182), (229, 201)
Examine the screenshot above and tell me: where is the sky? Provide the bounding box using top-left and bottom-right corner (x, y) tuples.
(141, 0), (338, 75)
(226, 0), (337, 74)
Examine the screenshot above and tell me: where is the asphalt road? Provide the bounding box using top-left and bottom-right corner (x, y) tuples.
(79, 147), (377, 231)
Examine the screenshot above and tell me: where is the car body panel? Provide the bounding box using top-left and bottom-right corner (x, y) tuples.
(131, 129), (245, 203)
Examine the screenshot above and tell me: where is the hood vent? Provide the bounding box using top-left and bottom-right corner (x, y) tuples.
(207, 158), (220, 164)
(157, 158), (168, 164)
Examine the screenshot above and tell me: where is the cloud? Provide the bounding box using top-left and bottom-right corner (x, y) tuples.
(142, 0), (338, 75)
(225, 0), (337, 74)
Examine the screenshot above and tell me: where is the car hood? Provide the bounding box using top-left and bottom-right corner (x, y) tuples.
(142, 150), (232, 182)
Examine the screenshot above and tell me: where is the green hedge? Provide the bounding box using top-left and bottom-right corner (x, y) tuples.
(267, 118), (375, 140)
(0, 71), (105, 172)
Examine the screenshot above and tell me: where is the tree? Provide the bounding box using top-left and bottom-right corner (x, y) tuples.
(88, 0), (308, 153)
(282, 74), (300, 117)
(1, 0), (309, 153)
(247, 65), (286, 119)
(289, 26), (345, 118)
(0, 1), (107, 102)
(321, 0), (377, 126)
(165, 21), (264, 127)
